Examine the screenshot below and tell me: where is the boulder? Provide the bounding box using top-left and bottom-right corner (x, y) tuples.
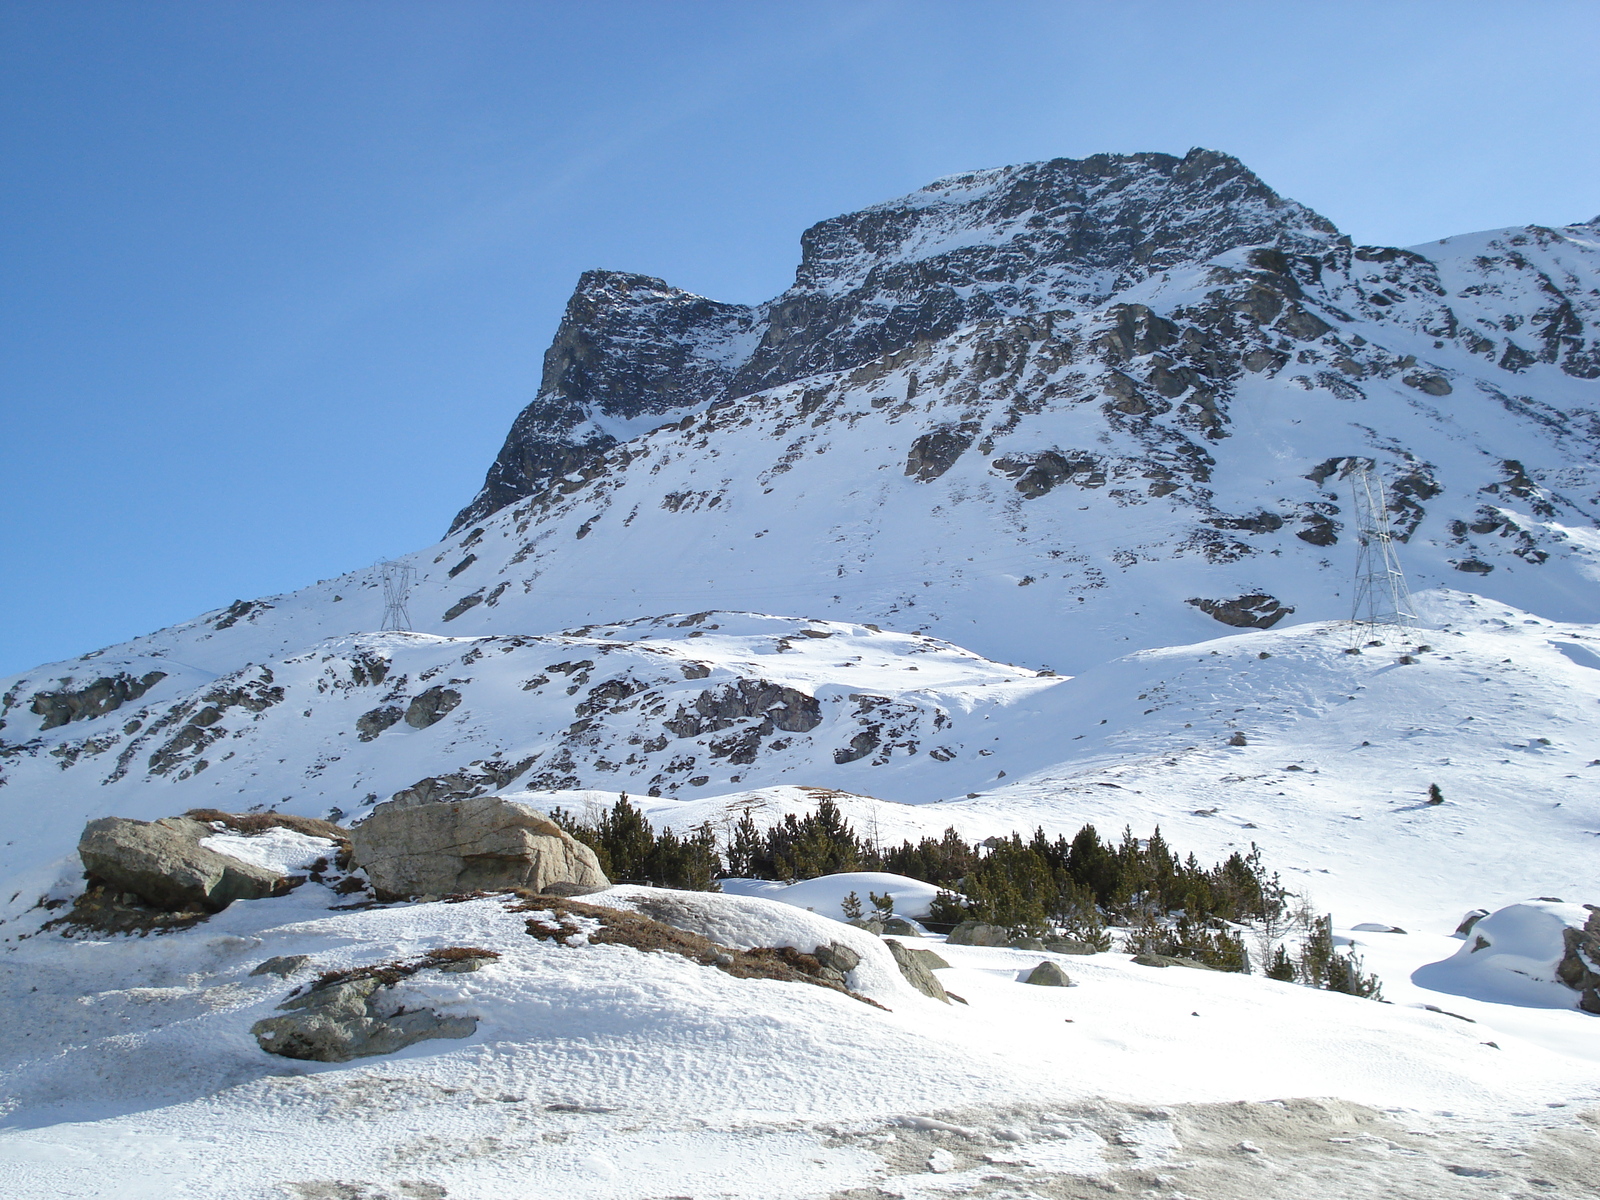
(812, 941), (862, 975)
(251, 977), (476, 1062)
(404, 685), (463, 729)
(883, 937), (949, 1003)
(348, 795), (609, 901)
(1044, 938), (1099, 955)
(1023, 961), (1074, 987)
(880, 916), (922, 936)
(946, 920), (1010, 947)
(1132, 952), (1214, 970)
(78, 816), (288, 912)
(251, 955), (312, 979)
(901, 946), (950, 972)
(1187, 594), (1294, 630)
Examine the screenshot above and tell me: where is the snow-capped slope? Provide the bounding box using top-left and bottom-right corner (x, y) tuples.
(5, 590), (1596, 946)
(1, 881), (1597, 1199)
(10, 160), (1593, 689)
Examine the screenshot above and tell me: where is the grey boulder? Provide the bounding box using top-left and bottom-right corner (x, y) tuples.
(812, 941), (862, 975)
(1044, 938), (1099, 955)
(348, 795), (609, 901)
(880, 916), (923, 936)
(1023, 960), (1074, 987)
(78, 816), (287, 912)
(251, 977), (476, 1062)
(901, 945), (951, 972)
(1132, 952), (1214, 970)
(945, 920), (1010, 947)
(884, 937), (949, 1003)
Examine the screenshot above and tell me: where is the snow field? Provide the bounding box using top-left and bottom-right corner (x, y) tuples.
(2, 877), (1598, 1198)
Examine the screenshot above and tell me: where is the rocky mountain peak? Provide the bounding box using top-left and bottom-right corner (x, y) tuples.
(452, 149), (1350, 531)
(786, 148), (1339, 299)
(448, 270), (752, 532)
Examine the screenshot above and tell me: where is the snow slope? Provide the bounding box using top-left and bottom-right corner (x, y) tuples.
(1, 882), (1597, 1200)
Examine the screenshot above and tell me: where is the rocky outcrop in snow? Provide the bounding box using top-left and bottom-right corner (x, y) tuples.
(1556, 905), (1600, 1014)
(77, 815), (289, 912)
(348, 795), (609, 901)
(251, 949), (494, 1061)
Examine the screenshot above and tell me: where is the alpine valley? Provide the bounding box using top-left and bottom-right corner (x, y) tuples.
(3, 150), (1600, 1200)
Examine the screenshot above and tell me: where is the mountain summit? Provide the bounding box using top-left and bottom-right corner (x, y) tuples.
(3, 147), (1598, 828)
(453, 149), (1345, 532)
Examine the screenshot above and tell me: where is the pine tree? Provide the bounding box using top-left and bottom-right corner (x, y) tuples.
(726, 812), (763, 877)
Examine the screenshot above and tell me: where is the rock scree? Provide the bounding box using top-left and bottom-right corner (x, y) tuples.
(348, 794), (610, 901)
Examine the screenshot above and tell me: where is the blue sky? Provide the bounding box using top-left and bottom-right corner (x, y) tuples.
(3, 0), (1597, 675)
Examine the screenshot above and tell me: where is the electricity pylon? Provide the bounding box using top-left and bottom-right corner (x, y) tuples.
(1348, 462), (1416, 642)
(379, 562), (416, 632)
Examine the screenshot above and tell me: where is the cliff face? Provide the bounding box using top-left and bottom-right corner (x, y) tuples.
(450, 271), (754, 532)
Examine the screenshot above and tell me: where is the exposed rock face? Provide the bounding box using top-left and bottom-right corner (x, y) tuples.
(905, 425), (978, 482)
(356, 705), (404, 741)
(946, 920), (1011, 947)
(28, 671), (166, 730)
(664, 680), (821, 738)
(450, 271), (753, 532)
(77, 816), (287, 912)
(405, 686), (462, 729)
(1556, 906), (1600, 1015)
(1188, 594), (1295, 629)
(251, 955), (312, 978)
(251, 976), (477, 1062)
(348, 795), (609, 900)
(884, 937), (949, 1002)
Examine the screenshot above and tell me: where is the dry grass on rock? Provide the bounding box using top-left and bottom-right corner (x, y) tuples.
(513, 895), (888, 1009)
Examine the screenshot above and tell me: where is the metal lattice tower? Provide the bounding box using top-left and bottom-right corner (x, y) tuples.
(379, 562), (416, 632)
(1348, 463), (1416, 640)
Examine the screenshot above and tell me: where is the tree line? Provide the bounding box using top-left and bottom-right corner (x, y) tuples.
(549, 793), (1380, 993)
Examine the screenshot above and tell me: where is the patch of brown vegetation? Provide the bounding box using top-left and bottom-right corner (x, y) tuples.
(301, 946), (502, 994)
(46, 886), (209, 937)
(513, 896), (887, 1010)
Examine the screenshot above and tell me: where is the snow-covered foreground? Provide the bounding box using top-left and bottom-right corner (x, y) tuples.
(4, 590), (1600, 1196)
(0, 880), (1597, 1200)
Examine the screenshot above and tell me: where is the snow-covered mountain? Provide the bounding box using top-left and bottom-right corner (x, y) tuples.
(4, 148), (1599, 898)
(4, 148), (1600, 1200)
